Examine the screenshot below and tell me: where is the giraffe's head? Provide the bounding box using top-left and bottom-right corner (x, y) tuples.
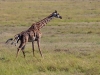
(51, 10), (62, 19)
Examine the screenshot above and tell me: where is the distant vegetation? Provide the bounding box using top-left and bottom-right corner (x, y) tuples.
(0, 0), (100, 26)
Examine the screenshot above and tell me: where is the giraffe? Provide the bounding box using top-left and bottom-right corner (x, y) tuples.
(6, 10), (62, 58)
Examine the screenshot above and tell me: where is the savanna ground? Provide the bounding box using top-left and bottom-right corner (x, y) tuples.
(0, 0), (100, 75)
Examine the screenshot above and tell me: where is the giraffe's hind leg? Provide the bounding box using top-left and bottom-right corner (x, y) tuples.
(16, 43), (22, 58)
(16, 42), (26, 58)
(17, 34), (28, 58)
(21, 45), (26, 58)
(16, 48), (20, 58)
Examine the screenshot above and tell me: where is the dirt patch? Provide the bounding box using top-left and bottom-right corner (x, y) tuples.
(54, 49), (69, 52)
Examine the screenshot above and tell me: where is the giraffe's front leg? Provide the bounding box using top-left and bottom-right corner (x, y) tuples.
(37, 39), (43, 57)
(32, 41), (35, 57)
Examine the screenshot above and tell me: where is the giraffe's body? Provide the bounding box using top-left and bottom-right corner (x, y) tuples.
(6, 10), (62, 58)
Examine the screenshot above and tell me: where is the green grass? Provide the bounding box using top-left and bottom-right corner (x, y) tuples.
(0, 0), (100, 75)
(0, 0), (100, 26)
(1, 23), (100, 75)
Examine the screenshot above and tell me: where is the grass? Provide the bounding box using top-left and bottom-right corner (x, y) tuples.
(0, 0), (100, 26)
(1, 24), (100, 75)
(0, 0), (100, 75)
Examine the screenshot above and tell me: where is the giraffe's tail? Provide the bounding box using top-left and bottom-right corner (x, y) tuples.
(5, 34), (21, 46)
(5, 38), (13, 44)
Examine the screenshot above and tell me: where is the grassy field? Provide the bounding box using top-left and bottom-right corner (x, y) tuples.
(0, 0), (100, 75)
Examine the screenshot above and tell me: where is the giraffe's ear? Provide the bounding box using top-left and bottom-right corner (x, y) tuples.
(55, 10), (57, 13)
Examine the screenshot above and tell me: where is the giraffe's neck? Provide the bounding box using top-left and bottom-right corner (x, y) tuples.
(28, 14), (54, 31)
(37, 14), (53, 29)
